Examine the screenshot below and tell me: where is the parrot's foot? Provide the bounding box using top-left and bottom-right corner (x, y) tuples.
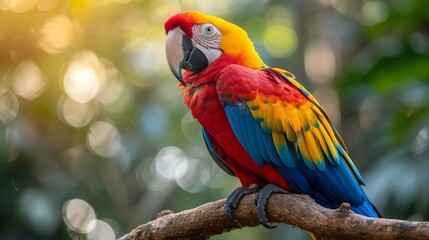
(224, 184), (261, 220)
(255, 183), (288, 229)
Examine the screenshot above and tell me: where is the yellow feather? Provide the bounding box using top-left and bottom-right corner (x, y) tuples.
(298, 133), (310, 158)
(187, 11), (265, 69)
(297, 133), (315, 169)
(311, 105), (325, 118)
(318, 122), (338, 161)
(274, 118), (284, 132)
(247, 99), (258, 109)
(303, 130), (324, 166)
(271, 67), (295, 79)
(306, 110), (318, 127)
(249, 96), (266, 122)
(284, 121), (297, 142)
(319, 116), (338, 145)
(311, 105), (339, 146)
(289, 117), (302, 133)
(273, 103), (285, 132)
(265, 103), (275, 131)
(311, 126), (331, 162)
(272, 131), (287, 153)
(298, 111), (310, 132)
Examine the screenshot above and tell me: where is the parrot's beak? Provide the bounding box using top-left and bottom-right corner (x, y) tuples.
(165, 28), (209, 86)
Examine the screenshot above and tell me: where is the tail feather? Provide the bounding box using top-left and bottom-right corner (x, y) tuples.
(310, 233), (318, 240)
(350, 196), (381, 218)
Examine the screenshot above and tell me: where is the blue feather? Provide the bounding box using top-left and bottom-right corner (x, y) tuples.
(277, 142), (296, 168)
(222, 101), (379, 218)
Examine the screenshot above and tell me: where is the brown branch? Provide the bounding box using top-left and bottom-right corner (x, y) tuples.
(118, 193), (429, 240)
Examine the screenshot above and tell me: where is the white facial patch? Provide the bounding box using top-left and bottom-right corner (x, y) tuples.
(192, 24), (223, 64)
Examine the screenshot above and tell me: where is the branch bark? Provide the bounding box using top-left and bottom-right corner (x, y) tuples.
(118, 193), (429, 240)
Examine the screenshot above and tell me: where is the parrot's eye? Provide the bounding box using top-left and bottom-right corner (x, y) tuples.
(201, 24), (216, 37)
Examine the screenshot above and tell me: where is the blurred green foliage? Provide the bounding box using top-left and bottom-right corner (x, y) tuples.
(0, 0), (428, 239)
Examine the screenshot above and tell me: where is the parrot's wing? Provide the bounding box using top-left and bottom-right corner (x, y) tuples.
(202, 127), (236, 176)
(216, 64), (376, 215)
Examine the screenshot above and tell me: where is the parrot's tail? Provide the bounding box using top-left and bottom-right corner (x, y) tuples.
(310, 233), (317, 240)
(351, 196), (382, 218)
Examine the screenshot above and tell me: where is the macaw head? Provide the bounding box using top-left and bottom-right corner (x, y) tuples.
(164, 11), (264, 85)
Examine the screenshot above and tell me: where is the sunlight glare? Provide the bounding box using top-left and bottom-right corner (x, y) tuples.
(155, 146), (187, 180)
(362, 1), (388, 26)
(37, 0), (61, 11)
(0, 88), (19, 125)
(37, 15), (74, 54)
(87, 121), (122, 158)
(86, 220), (115, 240)
(305, 42), (336, 84)
(59, 96), (97, 128)
(264, 25), (297, 58)
(135, 159), (171, 191)
(96, 68), (125, 104)
(175, 158), (204, 193)
(1, 0), (37, 12)
(13, 60), (47, 100)
(131, 41), (163, 80)
(64, 51), (104, 104)
(63, 199), (96, 234)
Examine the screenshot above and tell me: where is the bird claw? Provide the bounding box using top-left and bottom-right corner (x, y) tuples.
(224, 183), (288, 228)
(255, 184), (288, 229)
(224, 185), (261, 220)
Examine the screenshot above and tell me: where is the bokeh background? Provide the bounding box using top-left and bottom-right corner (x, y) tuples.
(1, 0), (429, 239)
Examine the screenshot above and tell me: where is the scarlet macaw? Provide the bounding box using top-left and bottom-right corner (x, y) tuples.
(164, 11), (380, 228)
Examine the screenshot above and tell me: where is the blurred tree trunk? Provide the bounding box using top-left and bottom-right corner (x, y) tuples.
(118, 193), (429, 240)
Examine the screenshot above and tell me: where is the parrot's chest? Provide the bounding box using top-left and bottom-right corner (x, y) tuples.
(183, 83), (227, 133)
(181, 82), (290, 189)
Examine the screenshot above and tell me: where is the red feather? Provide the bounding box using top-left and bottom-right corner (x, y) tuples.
(164, 13), (195, 37)
(181, 55), (289, 189)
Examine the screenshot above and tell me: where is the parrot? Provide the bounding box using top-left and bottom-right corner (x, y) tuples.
(164, 11), (381, 228)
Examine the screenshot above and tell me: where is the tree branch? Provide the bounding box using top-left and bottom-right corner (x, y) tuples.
(118, 193), (429, 240)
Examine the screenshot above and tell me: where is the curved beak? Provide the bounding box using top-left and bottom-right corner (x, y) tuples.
(165, 28), (209, 86)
